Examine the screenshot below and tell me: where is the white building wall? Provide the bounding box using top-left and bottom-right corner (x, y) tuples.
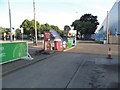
(118, 1), (120, 34)
(97, 1), (120, 36)
(109, 2), (118, 35)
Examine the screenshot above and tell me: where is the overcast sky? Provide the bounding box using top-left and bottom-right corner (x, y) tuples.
(0, 0), (118, 30)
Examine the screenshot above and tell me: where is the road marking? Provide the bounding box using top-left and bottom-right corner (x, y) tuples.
(63, 46), (75, 52)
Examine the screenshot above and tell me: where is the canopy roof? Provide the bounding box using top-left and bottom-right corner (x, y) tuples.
(50, 29), (62, 39)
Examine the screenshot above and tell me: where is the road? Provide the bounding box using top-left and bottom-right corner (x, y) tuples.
(2, 41), (119, 88)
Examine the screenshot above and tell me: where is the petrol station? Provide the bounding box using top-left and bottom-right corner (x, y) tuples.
(43, 29), (77, 52)
(43, 30), (62, 51)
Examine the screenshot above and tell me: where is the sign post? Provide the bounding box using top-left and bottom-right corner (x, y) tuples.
(8, 0), (13, 42)
(44, 32), (51, 50)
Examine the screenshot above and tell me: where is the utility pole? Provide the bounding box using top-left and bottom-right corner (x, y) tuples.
(106, 11), (110, 44)
(33, 0), (38, 46)
(8, 0), (13, 42)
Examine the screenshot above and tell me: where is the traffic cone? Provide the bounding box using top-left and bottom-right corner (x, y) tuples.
(107, 48), (112, 59)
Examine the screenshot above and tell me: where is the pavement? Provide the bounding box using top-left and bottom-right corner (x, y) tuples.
(2, 40), (75, 76)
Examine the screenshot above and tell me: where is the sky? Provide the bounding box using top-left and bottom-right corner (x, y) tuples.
(0, 0), (118, 30)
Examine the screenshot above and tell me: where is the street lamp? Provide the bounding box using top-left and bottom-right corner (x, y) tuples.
(106, 11), (110, 44)
(33, 0), (38, 46)
(8, 0), (13, 42)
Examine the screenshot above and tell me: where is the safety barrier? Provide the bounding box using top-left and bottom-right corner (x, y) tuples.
(0, 41), (28, 64)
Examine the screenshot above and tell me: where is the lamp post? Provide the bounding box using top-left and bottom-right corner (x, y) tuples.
(106, 11), (110, 44)
(8, 0), (13, 42)
(33, 0), (38, 46)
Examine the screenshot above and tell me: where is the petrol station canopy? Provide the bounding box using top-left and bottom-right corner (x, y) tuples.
(50, 30), (62, 40)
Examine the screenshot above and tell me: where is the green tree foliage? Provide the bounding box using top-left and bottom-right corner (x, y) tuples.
(15, 28), (21, 34)
(39, 23), (55, 35)
(20, 19), (63, 37)
(15, 28), (21, 39)
(20, 19), (31, 35)
(0, 27), (10, 36)
(39, 24), (46, 33)
(50, 25), (59, 31)
(20, 19), (40, 35)
(44, 23), (51, 31)
(0, 27), (6, 35)
(64, 25), (71, 36)
(71, 14), (99, 38)
(50, 25), (63, 36)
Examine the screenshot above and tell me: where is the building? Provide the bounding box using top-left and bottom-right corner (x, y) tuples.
(95, 0), (120, 44)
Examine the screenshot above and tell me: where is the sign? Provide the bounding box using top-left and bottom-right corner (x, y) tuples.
(0, 42), (27, 64)
(68, 30), (77, 36)
(44, 32), (51, 41)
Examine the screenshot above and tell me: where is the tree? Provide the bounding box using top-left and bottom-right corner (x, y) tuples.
(20, 19), (31, 35)
(51, 25), (64, 37)
(44, 23), (51, 31)
(39, 24), (64, 36)
(39, 23), (51, 34)
(20, 19), (41, 35)
(39, 24), (46, 34)
(20, 19), (63, 37)
(15, 28), (21, 39)
(30, 20), (41, 37)
(0, 27), (10, 36)
(71, 20), (81, 35)
(64, 25), (71, 37)
(0, 27), (6, 35)
(71, 14), (99, 39)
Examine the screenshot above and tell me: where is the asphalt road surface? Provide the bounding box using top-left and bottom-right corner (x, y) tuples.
(2, 40), (119, 88)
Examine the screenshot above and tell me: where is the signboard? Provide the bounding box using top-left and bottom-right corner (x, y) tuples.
(44, 32), (51, 41)
(0, 42), (27, 64)
(68, 30), (77, 36)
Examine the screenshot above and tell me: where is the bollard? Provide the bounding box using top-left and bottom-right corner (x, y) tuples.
(107, 48), (112, 59)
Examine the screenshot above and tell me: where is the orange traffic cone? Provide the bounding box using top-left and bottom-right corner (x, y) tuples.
(107, 48), (112, 59)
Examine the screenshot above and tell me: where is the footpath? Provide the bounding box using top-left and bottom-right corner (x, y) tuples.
(2, 41), (75, 76)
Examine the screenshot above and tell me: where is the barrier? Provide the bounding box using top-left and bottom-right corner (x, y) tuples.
(107, 48), (112, 59)
(0, 42), (28, 64)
